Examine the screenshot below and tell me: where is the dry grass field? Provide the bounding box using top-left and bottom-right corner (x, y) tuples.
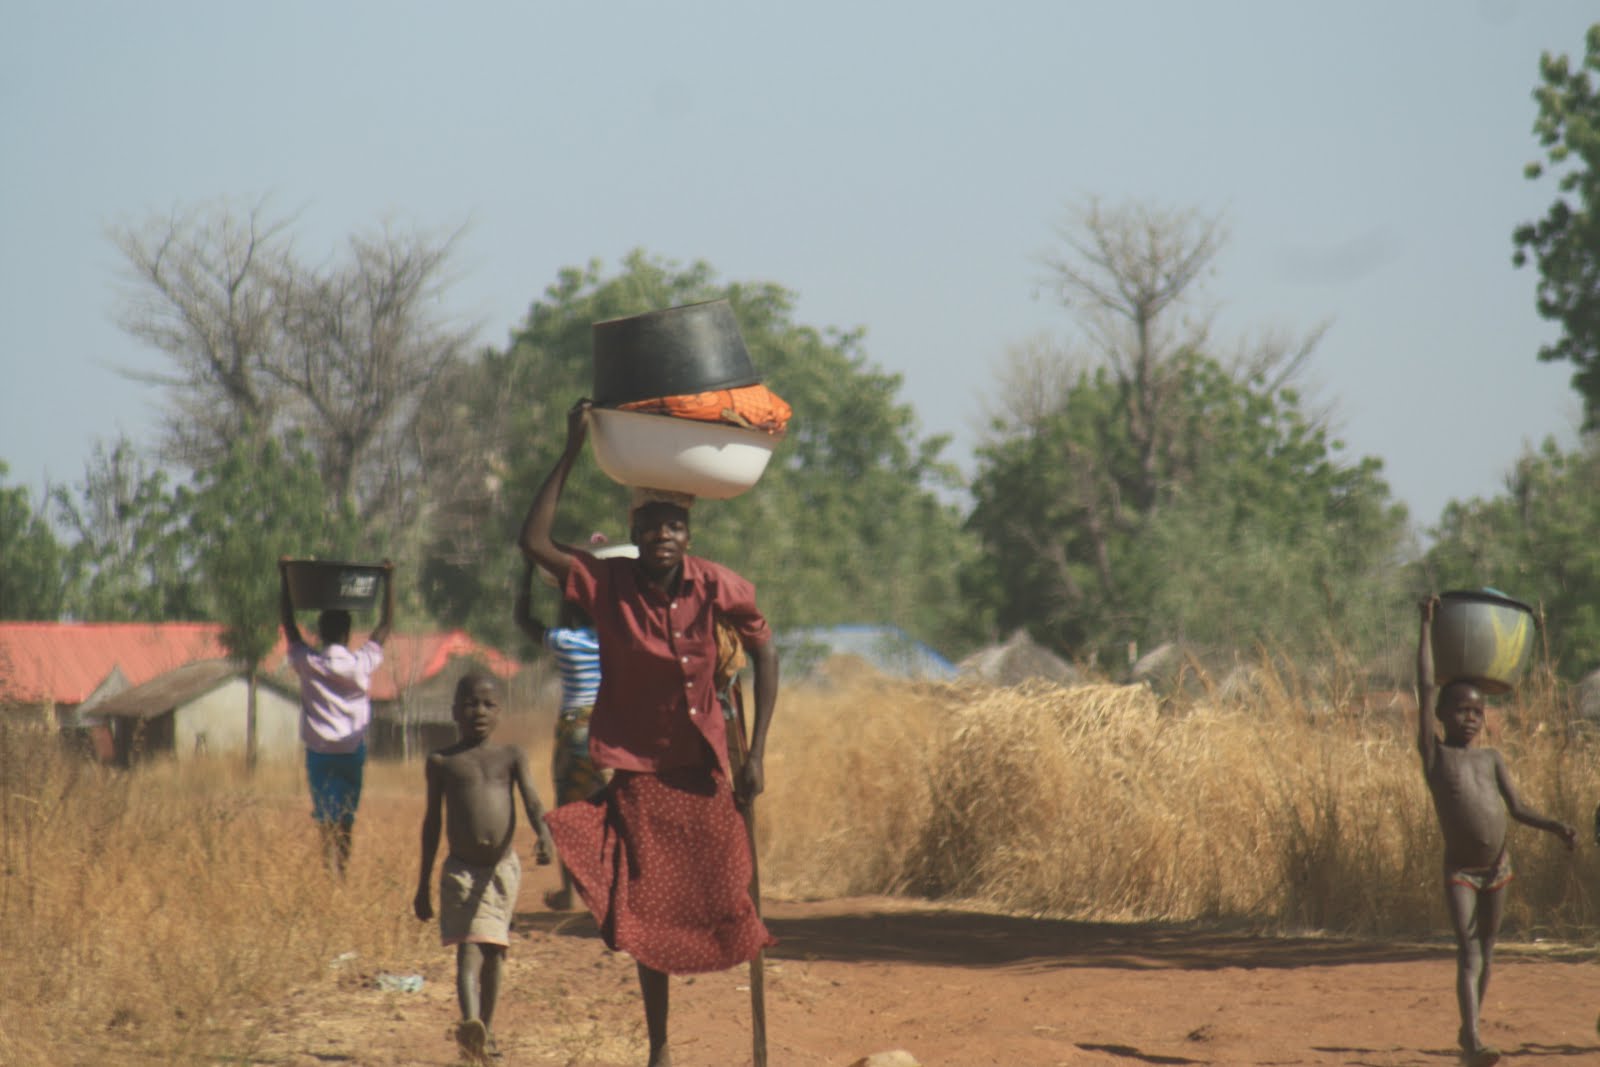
(5, 658), (1600, 1065)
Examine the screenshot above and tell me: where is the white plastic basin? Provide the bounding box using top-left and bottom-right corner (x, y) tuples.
(588, 407), (780, 499)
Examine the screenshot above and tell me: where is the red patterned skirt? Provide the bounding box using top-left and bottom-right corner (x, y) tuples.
(545, 765), (775, 975)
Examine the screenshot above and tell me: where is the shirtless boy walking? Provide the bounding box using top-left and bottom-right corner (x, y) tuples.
(414, 673), (556, 1063)
(1416, 597), (1576, 1066)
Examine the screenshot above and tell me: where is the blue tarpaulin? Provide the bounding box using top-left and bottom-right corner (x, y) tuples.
(775, 624), (957, 682)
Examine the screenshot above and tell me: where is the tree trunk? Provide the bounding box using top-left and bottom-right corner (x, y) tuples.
(246, 665), (259, 774)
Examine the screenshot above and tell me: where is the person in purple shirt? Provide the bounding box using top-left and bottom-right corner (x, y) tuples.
(279, 559), (395, 877)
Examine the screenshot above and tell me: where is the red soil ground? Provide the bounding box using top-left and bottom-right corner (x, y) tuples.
(250, 861), (1600, 1067)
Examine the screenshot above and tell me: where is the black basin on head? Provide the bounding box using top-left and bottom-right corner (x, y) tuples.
(591, 299), (761, 407)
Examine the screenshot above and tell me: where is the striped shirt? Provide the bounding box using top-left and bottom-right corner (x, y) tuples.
(544, 627), (601, 712)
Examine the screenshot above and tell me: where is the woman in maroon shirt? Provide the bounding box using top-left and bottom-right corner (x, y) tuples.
(519, 399), (780, 1067)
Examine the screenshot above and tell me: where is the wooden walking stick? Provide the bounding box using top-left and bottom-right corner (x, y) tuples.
(724, 674), (768, 1067)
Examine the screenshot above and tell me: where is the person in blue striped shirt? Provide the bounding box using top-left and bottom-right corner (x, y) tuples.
(516, 557), (609, 910)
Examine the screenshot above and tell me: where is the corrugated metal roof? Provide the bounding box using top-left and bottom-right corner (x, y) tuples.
(1, 623), (521, 707)
(88, 659), (248, 719)
(0, 622), (236, 704)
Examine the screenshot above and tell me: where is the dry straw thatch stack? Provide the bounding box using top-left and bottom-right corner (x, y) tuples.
(759, 665), (1600, 938)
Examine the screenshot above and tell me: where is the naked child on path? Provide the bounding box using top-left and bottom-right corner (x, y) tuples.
(414, 673), (556, 1064)
(1415, 596), (1576, 1067)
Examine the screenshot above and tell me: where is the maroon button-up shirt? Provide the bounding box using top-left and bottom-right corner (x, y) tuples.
(564, 551), (771, 779)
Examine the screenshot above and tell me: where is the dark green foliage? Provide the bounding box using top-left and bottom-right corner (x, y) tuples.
(968, 352), (1408, 665)
(431, 251), (987, 657)
(52, 439), (201, 622)
(178, 430), (364, 667)
(0, 463), (66, 620)
(1423, 436), (1600, 678)
(1513, 23), (1600, 428)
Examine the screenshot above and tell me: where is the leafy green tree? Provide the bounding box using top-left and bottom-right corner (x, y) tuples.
(1423, 436), (1600, 677)
(181, 430), (366, 662)
(1136, 363), (1406, 660)
(51, 438), (201, 622)
(1513, 23), (1600, 427)
(0, 463), (66, 620)
(969, 351), (1406, 664)
(969, 201), (1407, 666)
(425, 251), (985, 656)
(178, 430), (363, 765)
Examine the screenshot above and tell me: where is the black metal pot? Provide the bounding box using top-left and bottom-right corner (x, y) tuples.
(591, 299), (761, 407)
(282, 559), (386, 612)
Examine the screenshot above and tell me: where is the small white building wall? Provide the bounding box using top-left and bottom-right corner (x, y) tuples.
(172, 679), (302, 760)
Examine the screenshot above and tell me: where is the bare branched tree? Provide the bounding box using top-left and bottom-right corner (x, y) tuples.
(1041, 198), (1226, 512)
(972, 198), (1345, 652)
(110, 203), (481, 550)
(266, 222), (479, 534)
(109, 199), (293, 468)
(985, 333), (1081, 433)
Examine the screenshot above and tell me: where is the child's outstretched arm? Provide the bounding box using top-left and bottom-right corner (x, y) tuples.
(512, 747), (555, 865)
(414, 758), (445, 921)
(1494, 751), (1578, 850)
(1416, 596), (1438, 771)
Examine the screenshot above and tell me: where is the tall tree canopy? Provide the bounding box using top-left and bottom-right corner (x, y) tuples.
(177, 429), (365, 670)
(1513, 23), (1600, 427)
(969, 202), (1407, 665)
(51, 438), (200, 622)
(0, 464), (65, 621)
(1423, 436), (1600, 678)
(422, 251), (985, 656)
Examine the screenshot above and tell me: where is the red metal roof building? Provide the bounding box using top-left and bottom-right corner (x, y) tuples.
(0, 623), (522, 744)
(0, 622), (238, 718)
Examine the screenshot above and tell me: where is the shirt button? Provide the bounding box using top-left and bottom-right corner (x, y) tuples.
(680, 655), (688, 664)
(686, 681), (694, 689)
(690, 707), (699, 716)
(674, 630), (682, 638)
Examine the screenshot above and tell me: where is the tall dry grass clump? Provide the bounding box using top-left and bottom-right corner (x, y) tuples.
(757, 659), (1600, 939)
(759, 672), (959, 898)
(0, 723), (434, 1067)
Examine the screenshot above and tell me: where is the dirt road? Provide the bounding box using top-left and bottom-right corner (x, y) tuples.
(248, 863), (1600, 1067)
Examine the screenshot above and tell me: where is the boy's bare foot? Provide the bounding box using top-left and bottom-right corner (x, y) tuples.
(646, 1047), (672, 1067)
(1460, 1044), (1501, 1067)
(456, 1017), (488, 1064)
(544, 888), (574, 911)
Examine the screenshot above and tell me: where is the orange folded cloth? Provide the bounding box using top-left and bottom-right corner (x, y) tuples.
(618, 384), (791, 434)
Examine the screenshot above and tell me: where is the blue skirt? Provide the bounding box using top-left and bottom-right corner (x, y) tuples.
(306, 743), (365, 824)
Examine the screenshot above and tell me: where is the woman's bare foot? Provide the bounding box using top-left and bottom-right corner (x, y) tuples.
(456, 1017), (488, 1064)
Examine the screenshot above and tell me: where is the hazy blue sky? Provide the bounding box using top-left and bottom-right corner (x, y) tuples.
(2, 2), (1593, 531)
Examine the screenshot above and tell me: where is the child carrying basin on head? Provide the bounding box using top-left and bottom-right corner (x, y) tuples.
(1415, 596), (1575, 1066)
